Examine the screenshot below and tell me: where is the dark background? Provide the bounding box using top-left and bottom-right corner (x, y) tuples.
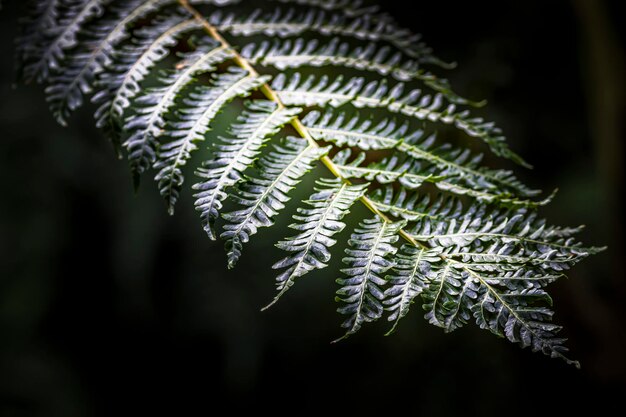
(1, 0), (624, 415)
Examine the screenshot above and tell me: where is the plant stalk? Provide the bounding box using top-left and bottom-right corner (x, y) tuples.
(177, 0), (423, 248)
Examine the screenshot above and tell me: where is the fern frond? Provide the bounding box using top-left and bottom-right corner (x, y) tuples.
(44, 1), (150, 124)
(409, 204), (596, 266)
(335, 217), (404, 340)
(268, 0), (449, 65)
(330, 145), (540, 207)
(242, 37), (473, 106)
(216, 6), (439, 68)
(92, 16), (200, 146)
(155, 68), (270, 213)
(193, 100), (301, 239)
(423, 259), (578, 366)
(383, 244), (436, 335)
(213, 7), (353, 38)
(22, 0), (111, 84)
(18, 0), (240, 85)
(303, 110), (544, 207)
(361, 185), (600, 364)
(273, 73), (529, 166)
(43, 0), (205, 124)
(303, 109), (408, 153)
(15, 0), (61, 78)
(422, 262), (478, 332)
(331, 148), (440, 188)
(16, 0), (602, 366)
(221, 137), (329, 268)
(267, 178), (367, 308)
(396, 197), (601, 366)
(370, 186), (460, 222)
(470, 272), (577, 366)
(124, 43), (234, 181)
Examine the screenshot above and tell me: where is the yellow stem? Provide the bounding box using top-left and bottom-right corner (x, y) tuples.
(177, 0), (423, 248)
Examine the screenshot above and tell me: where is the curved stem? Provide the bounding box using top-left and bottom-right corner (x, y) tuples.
(177, 0), (422, 248)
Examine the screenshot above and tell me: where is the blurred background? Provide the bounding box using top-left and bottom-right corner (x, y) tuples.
(0, 0), (624, 415)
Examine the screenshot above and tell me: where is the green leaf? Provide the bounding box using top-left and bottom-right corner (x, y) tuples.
(124, 43), (234, 181)
(155, 69), (270, 213)
(221, 137), (329, 268)
(335, 217), (405, 340)
(266, 178), (367, 308)
(274, 72), (530, 167)
(384, 244), (438, 334)
(16, 0), (602, 366)
(194, 100), (300, 238)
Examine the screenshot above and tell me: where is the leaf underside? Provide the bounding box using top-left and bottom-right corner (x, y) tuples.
(16, 0), (603, 367)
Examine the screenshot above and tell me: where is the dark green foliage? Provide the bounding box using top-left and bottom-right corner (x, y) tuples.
(15, 0), (602, 366)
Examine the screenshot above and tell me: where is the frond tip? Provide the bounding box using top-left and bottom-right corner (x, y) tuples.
(15, 0), (602, 367)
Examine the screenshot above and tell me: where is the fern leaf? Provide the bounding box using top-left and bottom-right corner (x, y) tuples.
(303, 109), (403, 150)
(399, 139), (540, 200)
(331, 148), (440, 188)
(214, 7), (349, 38)
(335, 217), (404, 340)
(124, 43), (234, 181)
(23, 0), (111, 84)
(468, 267), (577, 367)
(216, 6), (438, 68)
(24, 0), (240, 86)
(194, 101), (301, 239)
(394, 196), (602, 365)
(273, 73), (529, 166)
(401, 166), (515, 203)
(243, 37), (473, 106)
(43, 0), (204, 124)
(267, 0), (446, 65)
(15, 0), (62, 78)
(44, 1), (151, 124)
(266, 178), (367, 308)
(371, 187), (460, 222)
(410, 205), (582, 357)
(422, 263), (481, 332)
(92, 16), (200, 147)
(221, 138), (329, 268)
(409, 205), (598, 266)
(15, 0), (602, 366)
(155, 68), (270, 213)
(383, 244), (437, 334)
(303, 110), (544, 206)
